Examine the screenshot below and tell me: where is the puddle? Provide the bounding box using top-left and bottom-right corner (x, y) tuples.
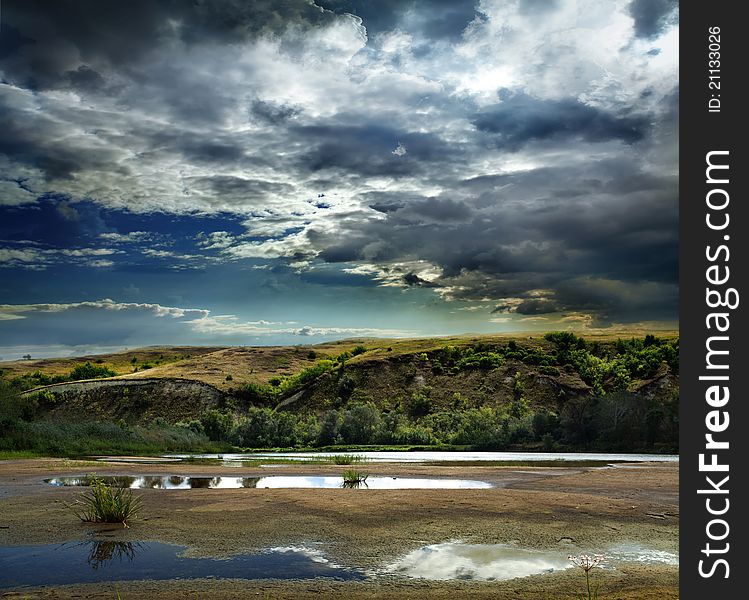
(46, 475), (492, 489)
(383, 542), (679, 581)
(0, 541), (363, 588)
(384, 543), (571, 581)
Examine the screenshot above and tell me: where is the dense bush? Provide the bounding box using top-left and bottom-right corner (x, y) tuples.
(199, 409), (234, 441)
(68, 362), (118, 380)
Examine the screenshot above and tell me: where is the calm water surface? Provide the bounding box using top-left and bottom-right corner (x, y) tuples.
(0, 541), (363, 588)
(47, 475), (492, 489)
(164, 451), (678, 465)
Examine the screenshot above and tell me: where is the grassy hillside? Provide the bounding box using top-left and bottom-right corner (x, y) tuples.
(0, 331), (679, 455)
(0, 346), (224, 381)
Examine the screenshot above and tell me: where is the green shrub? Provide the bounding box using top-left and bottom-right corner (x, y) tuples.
(199, 409), (234, 441)
(337, 374), (356, 400)
(175, 419), (205, 436)
(339, 403), (383, 444)
(538, 365), (560, 376)
(69, 362), (117, 380)
(406, 391), (433, 418)
(452, 350), (504, 371)
(392, 424), (436, 445)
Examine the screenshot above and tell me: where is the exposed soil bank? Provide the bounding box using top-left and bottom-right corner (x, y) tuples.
(0, 459), (678, 599)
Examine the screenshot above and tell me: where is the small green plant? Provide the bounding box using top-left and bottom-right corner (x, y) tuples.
(69, 475), (143, 527)
(329, 454), (365, 465)
(567, 554), (604, 599)
(341, 469), (368, 488)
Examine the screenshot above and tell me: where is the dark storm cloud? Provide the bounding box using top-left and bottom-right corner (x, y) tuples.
(0, 24), (35, 60)
(513, 298), (563, 315)
(473, 93), (649, 149)
(176, 141), (245, 164)
(289, 123), (460, 177)
(314, 157), (678, 325)
(250, 100), (301, 125)
(556, 277), (678, 323)
(402, 272), (439, 288)
(628, 0), (678, 39)
(369, 202), (404, 214)
(292, 124), (456, 177)
(0, 88), (126, 181)
(65, 65), (107, 92)
(0, 124), (74, 181)
(405, 198), (472, 222)
(0, 0), (338, 90)
(190, 176), (293, 199)
(357, 192), (473, 222)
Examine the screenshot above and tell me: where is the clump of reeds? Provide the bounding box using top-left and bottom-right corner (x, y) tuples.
(69, 474), (142, 527)
(341, 469), (369, 488)
(329, 454), (365, 465)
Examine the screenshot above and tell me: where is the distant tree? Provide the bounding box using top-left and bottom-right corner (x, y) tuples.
(22, 354), (32, 360)
(316, 410), (341, 446)
(340, 403), (382, 444)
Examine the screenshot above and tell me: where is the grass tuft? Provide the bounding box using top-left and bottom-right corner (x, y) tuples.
(69, 474), (143, 527)
(341, 469), (369, 488)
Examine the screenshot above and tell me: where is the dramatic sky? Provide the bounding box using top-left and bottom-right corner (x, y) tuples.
(0, 0), (678, 358)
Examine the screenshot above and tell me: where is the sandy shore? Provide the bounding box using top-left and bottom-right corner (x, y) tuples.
(0, 458), (678, 599)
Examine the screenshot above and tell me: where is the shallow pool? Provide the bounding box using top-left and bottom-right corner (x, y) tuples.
(0, 541), (363, 588)
(384, 543), (571, 581)
(383, 541), (679, 581)
(46, 474), (493, 489)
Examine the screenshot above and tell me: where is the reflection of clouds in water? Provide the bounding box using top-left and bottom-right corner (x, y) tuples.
(605, 544), (678, 566)
(267, 546), (343, 568)
(256, 476), (343, 488)
(384, 543), (571, 581)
